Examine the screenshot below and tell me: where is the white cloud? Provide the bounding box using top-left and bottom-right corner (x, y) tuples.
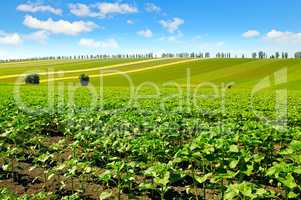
(266, 29), (301, 44)
(17, 2), (62, 15)
(145, 3), (161, 13)
(97, 2), (138, 17)
(159, 17), (184, 33)
(69, 3), (98, 17)
(23, 15), (97, 35)
(24, 31), (49, 43)
(0, 30), (51, 46)
(69, 2), (138, 18)
(242, 30), (260, 38)
(137, 29), (153, 38)
(267, 30), (284, 39)
(79, 38), (119, 49)
(0, 32), (22, 45)
(127, 20), (134, 25)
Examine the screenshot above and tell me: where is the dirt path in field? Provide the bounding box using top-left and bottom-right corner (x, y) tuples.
(41, 58), (202, 83)
(0, 58), (173, 80)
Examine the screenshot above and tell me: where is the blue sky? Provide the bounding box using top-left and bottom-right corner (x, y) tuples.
(0, 0), (301, 59)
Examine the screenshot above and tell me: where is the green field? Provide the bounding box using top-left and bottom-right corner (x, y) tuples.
(0, 58), (301, 200)
(91, 58), (301, 89)
(1, 58), (300, 90)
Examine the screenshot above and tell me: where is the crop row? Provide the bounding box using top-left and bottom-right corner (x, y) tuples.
(0, 87), (301, 199)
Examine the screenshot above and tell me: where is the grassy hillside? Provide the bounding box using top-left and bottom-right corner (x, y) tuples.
(0, 58), (184, 83)
(86, 58), (301, 90)
(1, 58), (301, 90)
(0, 59), (144, 75)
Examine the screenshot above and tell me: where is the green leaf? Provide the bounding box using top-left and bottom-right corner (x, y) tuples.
(224, 184), (239, 200)
(195, 173), (212, 184)
(291, 154), (301, 164)
(192, 152), (202, 158)
(289, 140), (301, 152)
(243, 164), (253, 176)
(229, 159), (239, 169)
(253, 154), (265, 163)
(288, 191), (299, 199)
(139, 183), (154, 190)
(226, 170), (239, 179)
(144, 166), (156, 177)
(279, 174), (297, 189)
(294, 166), (301, 174)
(255, 188), (267, 196)
(203, 144), (215, 154)
(98, 170), (112, 183)
(154, 172), (170, 186)
(229, 145), (239, 153)
(238, 182), (254, 198)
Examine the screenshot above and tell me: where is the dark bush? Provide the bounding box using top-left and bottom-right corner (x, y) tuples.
(25, 74), (40, 84)
(79, 74), (90, 86)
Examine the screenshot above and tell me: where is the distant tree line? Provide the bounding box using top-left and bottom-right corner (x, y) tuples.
(216, 52), (231, 58)
(0, 54), (155, 63)
(0, 52), (212, 63)
(295, 52), (301, 58)
(251, 51), (289, 59)
(2, 51), (301, 63)
(162, 52), (211, 58)
(214, 51), (301, 59)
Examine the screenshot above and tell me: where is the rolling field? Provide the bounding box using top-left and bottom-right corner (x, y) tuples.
(0, 58), (301, 200)
(0, 59), (145, 76)
(1, 58), (301, 90)
(89, 58), (301, 89)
